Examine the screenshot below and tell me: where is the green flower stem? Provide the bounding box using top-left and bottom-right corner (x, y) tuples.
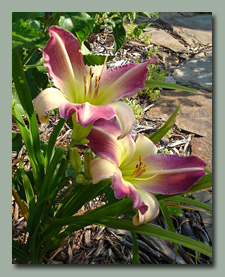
(131, 232), (139, 264)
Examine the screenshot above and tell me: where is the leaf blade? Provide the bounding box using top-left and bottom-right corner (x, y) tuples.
(145, 80), (198, 93)
(149, 105), (180, 144)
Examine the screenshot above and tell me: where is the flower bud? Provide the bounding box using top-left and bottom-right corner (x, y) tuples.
(84, 149), (94, 179)
(69, 147), (81, 173)
(76, 174), (85, 184)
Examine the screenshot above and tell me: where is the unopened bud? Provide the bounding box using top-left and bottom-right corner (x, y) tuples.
(69, 147), (81, 173)
(84, 149), (94, 179)
(76, 174), (85, 184)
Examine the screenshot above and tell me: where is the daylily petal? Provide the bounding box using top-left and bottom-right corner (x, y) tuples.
(132, 189), (159, 226)
(90, 118), (122, 138)
(110, 101), (135, 139)
(132, 154), (206, 195)
(87, 126), (136, 167)
(87, 126), (122, 167)
(59, 101), (115, 126)
(149, 55), (159, 65)
(117, 135), (136, 168)
(111, 169), (148, 214)
(34, 88), (69, 122)
(44, 26), (85, 102)
(96, 60), (151, 104)
(122, 134), (157, 174)
(130, 134), (157, 164)
(90, 158), (117, 184)
(84, 64), (106, 80)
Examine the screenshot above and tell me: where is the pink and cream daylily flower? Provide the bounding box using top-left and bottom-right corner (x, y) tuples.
(87, 120), (206, 225)
(34, 25), (157, 142)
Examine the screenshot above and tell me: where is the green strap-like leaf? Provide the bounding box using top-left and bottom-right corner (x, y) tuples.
(159, 200), (179, 263)
(185, 173), (212, 193)
(12, 53), (35, 119)
(12, 240), (32, 264)
(38, 215), (212, 259)
(12, 52), (45, 188)
(12, 132), (23, 152)
(164, 195), (212, 212)
(12, 101), (39, 182)
(145, 80), (198, 93)
(45, 118), (66, 170)
(89, 198), (134, 218)
(149, 105), (180, 144)
(19, 160), (35, 212)
(40, 148), (66, 199)
(55, 179), (110, 218)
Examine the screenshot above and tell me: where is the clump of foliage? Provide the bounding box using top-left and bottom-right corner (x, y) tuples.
(167, 207), (184, 217)
(162, 149), (172, 154)
(124, 15), (151, 45)
(123, 12), (158, 46)
(122, 98), (144, 119)
(138, 46), (167, 102)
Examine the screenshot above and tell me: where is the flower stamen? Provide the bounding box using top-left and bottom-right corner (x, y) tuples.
(88, 67), (93, 97)
(131, 156), (147, 178)
(94, 55), (108, 99)
(84, 76), (87, 97)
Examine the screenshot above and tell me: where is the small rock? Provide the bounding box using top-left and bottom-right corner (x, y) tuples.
(143, 26), (188, 53)
(147, 90), (212, 133)
(167, 54), (180, 66)
(147, 89), (212, 172)
(164, 76), (176, 84)
(192, 190), (212, 240)
(191, 136), (212, 172)
(172, 51), (212, 92)
(158, 12), (212, 47)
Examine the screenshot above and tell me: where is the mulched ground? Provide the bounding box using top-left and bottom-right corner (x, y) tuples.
(12, 109), (212, 264)
(12, 27), (212, 264)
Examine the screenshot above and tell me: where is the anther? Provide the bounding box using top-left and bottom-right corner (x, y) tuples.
(84, 76), (87, 96)
(131, 156), (147, 178)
